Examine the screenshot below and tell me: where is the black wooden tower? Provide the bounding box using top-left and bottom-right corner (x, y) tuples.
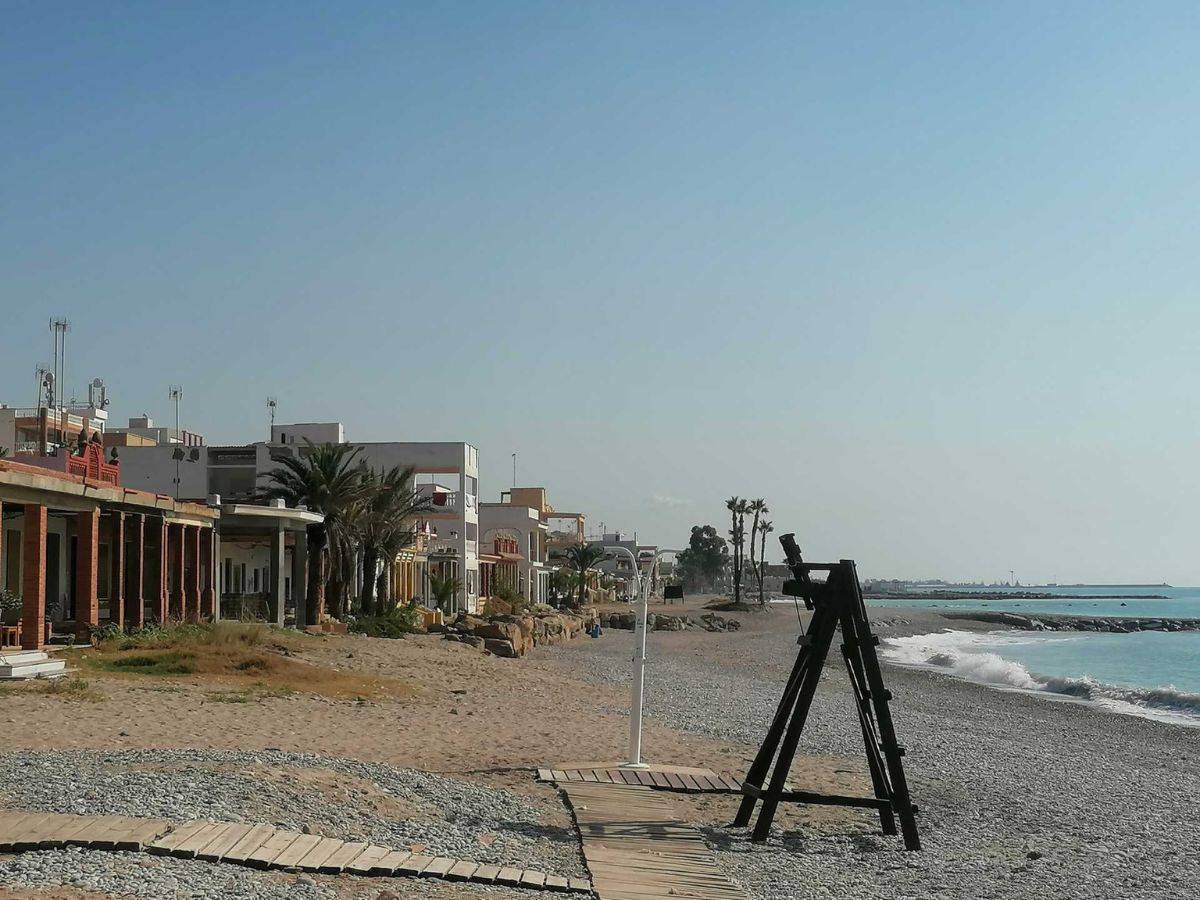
(734, 533), (921, 850)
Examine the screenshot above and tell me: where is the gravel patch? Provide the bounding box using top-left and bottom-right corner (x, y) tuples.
(0, 847), (331, 900)
(545, 627), (1200, 900)
(0, 846), (552, 900)
(0, 749), (584, 879)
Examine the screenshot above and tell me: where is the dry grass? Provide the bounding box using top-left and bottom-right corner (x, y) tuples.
(0, 676), (104, 703)
(77, 622), (411, 700)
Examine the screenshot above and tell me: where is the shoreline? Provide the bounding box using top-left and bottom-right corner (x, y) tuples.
(865, 590), (1168, 600)
(939, 609), (1200, 632)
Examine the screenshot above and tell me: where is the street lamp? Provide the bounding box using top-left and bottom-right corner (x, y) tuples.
(602, 544), (682, 769)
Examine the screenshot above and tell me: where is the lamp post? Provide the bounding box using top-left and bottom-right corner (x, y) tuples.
(603, 544), (681, 769)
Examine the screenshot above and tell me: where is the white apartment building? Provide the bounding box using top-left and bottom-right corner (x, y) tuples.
(479, 502), (548, 606)
(117, 424), (482, 614)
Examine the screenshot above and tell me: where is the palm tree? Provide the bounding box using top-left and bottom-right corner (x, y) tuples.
(756, 519), (773, 606)
(354, 465), (431, 616)
(748, 498), (768, 602)
(257, 441), (365, 625)
(726, 497), (751, 604)
(429, 571), (463, 612)
(559, 543), (607, 610)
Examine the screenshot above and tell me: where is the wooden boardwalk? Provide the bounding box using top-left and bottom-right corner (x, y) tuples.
(0, 810), (589, 893)
(562, 782), (748, 900)
(539, 765), (744, 793)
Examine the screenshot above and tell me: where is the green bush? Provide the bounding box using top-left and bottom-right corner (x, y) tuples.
(97, 652), (197, 676)
(348, 605), (420, 638)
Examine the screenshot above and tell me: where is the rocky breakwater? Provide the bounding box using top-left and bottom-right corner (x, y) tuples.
(440, 609), (598, 657)
(946, 611), (1200, 633)
(601, 611), (741, 633)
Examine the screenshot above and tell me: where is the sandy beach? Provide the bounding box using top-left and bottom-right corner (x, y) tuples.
(2, 600), (1197, 899)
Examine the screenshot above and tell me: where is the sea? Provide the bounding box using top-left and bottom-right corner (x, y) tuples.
(864, 585), (1200, 727)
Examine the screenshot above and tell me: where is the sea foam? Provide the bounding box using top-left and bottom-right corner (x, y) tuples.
(882, 630), (1200, 726)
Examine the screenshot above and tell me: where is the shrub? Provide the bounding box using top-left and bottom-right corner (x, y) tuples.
(349, 605), (420, 638)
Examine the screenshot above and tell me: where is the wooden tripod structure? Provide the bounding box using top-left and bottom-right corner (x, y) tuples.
(734, 534), (921, 850)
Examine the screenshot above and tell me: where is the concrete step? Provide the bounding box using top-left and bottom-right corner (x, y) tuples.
(0, 650), (51, 666)
(0, 655), (68, 679)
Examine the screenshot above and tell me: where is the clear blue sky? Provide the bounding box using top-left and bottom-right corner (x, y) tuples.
(4, 2), (1199, 583)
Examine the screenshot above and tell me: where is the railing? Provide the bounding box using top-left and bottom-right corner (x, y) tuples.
(418, 484), (460, 512)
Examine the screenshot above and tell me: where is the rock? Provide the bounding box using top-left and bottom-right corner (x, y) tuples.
(301, 823), (321, 835)
(483, 638), (518, 658)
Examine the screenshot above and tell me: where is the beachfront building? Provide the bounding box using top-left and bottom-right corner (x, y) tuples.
(477, 533), (523, 610)
(479, 502), (548, 606)
(0, 393), (110, 458)
(0, 448), (218, 672)
(106, 415), (205, 448)
(118, 425), (482, 614)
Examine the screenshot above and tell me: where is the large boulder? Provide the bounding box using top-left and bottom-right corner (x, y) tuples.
(484, 638), (518, 658)
(476, 621), (532, 656)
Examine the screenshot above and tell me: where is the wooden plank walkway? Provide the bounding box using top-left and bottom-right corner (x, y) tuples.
(0, 810), (589, 893)
(540, 765), (746, 794)
(562, 782), (748, 900)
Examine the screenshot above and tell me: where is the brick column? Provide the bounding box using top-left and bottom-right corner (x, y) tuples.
(127, 514), (145, 630)
(21, 505), (47, 651)
(189, 525), (201, 623)
(157, 518), (169, 623)
(170, 523), (185, 621)
(109, 511), (125, 631)
(200, 527), (216, 621)
(75, 508), (100, 641)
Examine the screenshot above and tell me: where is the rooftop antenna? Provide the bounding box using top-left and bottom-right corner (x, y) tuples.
(34, 365), (50, 411)
(88, 377), (108, 410)
(168, 385), (183, 437)
(267, 396), (278, 435)
(49, 318), (70, 414)
(512, 452), (517, 488)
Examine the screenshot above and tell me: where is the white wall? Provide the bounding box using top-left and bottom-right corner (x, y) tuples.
(116, 445), (209, 498)
(271, 422), (345, 445)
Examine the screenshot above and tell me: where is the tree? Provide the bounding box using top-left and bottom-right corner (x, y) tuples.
(558, 543), (607, 609)
(755, 519), (773, 606)
(675, 525), (729, 592)
(257, 441), (366, 625)
(429, 572), (463, 612)
(747, 498), (768, 604)
(726, 497), (751, 604)
(354, 465), (431, 616)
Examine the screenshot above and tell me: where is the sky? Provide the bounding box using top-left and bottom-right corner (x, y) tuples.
(4, 1), (1200, 584)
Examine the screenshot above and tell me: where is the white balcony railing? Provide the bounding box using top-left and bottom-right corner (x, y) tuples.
(418, 484), (460, 513)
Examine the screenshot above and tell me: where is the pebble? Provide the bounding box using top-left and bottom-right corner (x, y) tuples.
(0, 748), (587, 883)
(546, 624), (1200, 900)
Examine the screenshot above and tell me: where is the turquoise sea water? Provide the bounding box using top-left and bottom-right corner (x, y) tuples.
(868, 586), (1200, 727)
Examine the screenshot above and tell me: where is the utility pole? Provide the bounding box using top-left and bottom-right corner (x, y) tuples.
(267, 397), (277, 438)
(169, 385), (183, 435)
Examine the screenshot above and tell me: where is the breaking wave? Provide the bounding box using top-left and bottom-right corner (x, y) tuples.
(883, 631), (1200, 726)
